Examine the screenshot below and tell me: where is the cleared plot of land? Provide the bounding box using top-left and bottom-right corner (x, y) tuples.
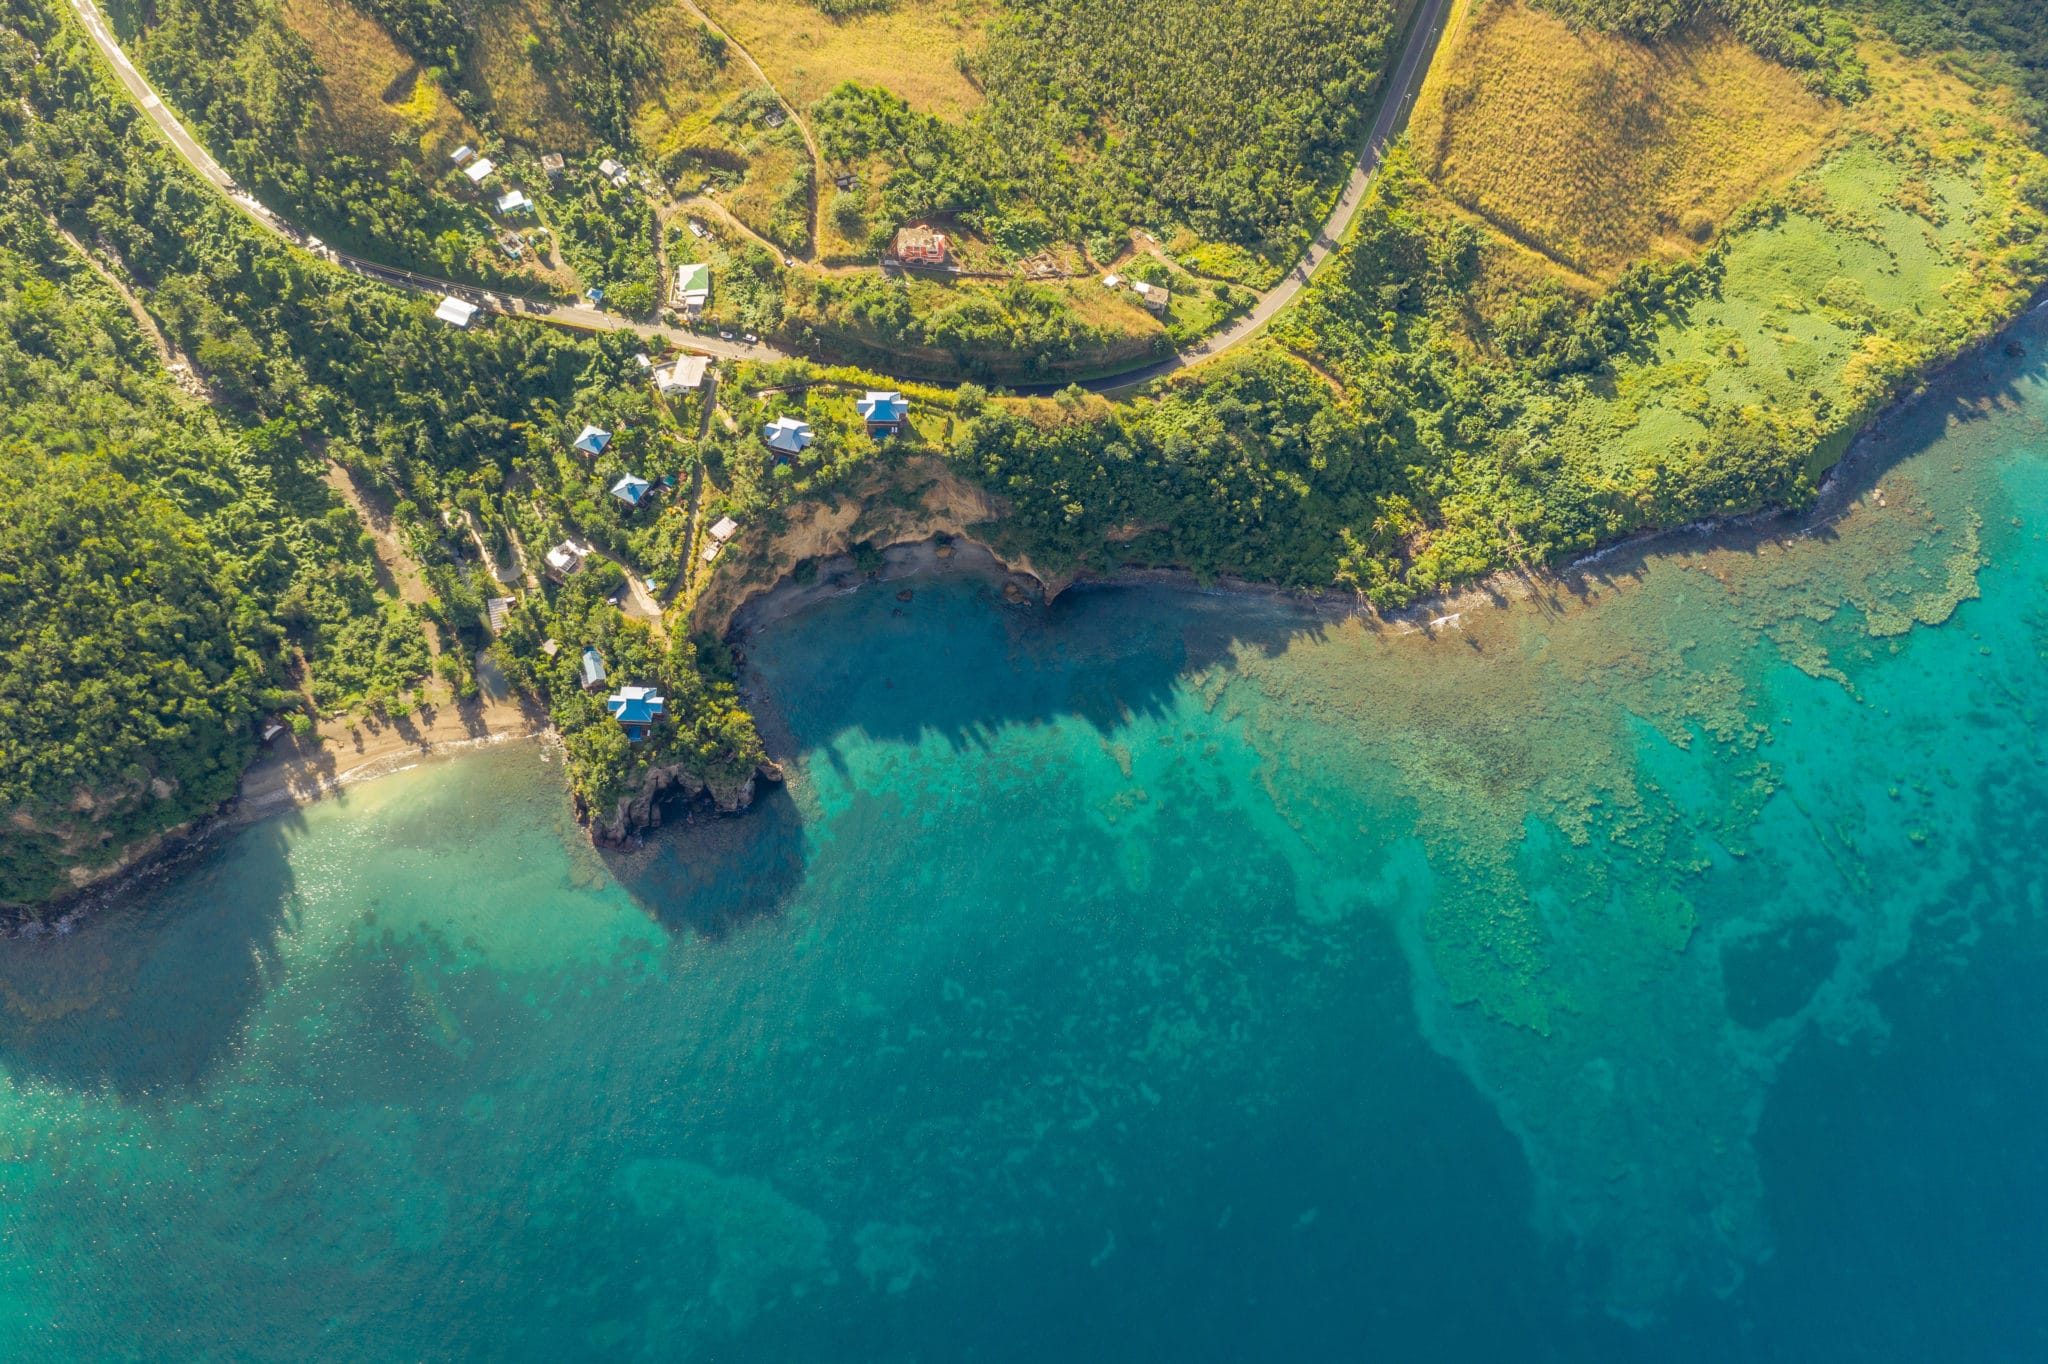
(462, 0), (602, 151)
(696, 0), (990, 117)
(282, 0), (474, 163)
(1409, 0), (1838, 280)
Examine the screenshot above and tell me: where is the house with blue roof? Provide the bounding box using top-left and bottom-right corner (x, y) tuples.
(763, 415), (814, 457)
(573, 424), (611, 456)
(606, 685), (666, 741)
(856, 390), (909, 437)
(611, 474), (652, 507)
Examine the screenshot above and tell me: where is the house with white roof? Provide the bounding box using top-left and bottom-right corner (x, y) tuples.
(856, 390), (909, 437)
(709, 516), (739, 543)
(763, 416), (813, 457)
(463, 157), (495, 183)
(496, 190), (532, 214)
(572, 424), (611, 456)
(450, 145), (475, 165)
(434, 296), (477, 327)
(656, 354), (710, 396)
(544, 541), (586, 580)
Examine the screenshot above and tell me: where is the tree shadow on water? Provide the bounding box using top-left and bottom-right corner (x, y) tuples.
(0, 817), (300, 1100)
(604, 780), (809, 940)
(742, 553), (1328, 774)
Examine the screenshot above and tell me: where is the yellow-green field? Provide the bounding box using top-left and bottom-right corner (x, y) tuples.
(697, 0), (991, 117)
(281, 0), (475, 163)
(1408, 0), (1838, 281)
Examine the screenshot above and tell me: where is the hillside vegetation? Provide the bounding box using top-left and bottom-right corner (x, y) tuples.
(1, 0), (765, 904)
(0, 230), (417, 905)
(1412, 0), (1838, 279)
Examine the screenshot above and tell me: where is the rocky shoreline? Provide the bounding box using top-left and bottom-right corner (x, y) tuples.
(11, 299), (2040, 925)
(580, 756), (787, 849)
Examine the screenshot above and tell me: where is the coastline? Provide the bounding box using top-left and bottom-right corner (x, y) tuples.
(724, 289), (2047, 645)
(13, 295), (2039, 927)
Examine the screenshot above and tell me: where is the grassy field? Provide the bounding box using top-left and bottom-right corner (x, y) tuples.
(697, 0), (991, 117)
(282, 0), (474, 164)
(1408, 0), (1839, 281)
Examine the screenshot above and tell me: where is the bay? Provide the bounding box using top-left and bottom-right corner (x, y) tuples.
(1, 308), (2044, 1360)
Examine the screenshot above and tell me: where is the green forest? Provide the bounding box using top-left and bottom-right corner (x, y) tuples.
(0, 0), (763, 907)
(5, 0), (2048, 907)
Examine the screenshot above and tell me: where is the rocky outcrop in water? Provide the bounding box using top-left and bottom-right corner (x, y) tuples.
(583, 758), (785, 848)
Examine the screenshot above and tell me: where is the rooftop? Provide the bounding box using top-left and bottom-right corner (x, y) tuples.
(434, 296), (477, 327)
(572, 424), (611, 456)
(857, 390), (909, 424)
(763, 415), (814, 455)
(611, 474), (652, 506)
(463, 157), (495, 183)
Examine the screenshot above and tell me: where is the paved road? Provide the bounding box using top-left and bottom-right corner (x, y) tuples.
(1063, 0), (1455, 394)
(68, 0), (1451, 392)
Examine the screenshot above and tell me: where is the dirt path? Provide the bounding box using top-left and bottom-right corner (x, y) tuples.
(679, 0), (823, 260)
(323, 462), (441, 658)
(72, 0), (1453, 391)
(55, 224), (211, 398)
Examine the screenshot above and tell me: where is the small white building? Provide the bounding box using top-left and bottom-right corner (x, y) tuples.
(434, 296), (478, 327)
(544, 541), (586, 579)
(599, 157), (621, 178)
(709, 516), (739, 543)
(450, 145), (474, 165)
(762, 416), (813, 457)
(463, 157), (496, 183)
(496, 189), (532, 214)
(655, 354), (710, 396)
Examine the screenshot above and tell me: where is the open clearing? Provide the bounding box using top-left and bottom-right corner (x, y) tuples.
(283, 0), (474, 163)
(695, 0), (991, 117)
(1408, 0), (1838, 281)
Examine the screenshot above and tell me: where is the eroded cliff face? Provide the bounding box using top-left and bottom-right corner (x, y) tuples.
(688, 457), (1073, 639)
(581, 758), (786, 847)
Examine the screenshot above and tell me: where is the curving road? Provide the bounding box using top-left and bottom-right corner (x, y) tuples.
(65, 0), (1451, 392)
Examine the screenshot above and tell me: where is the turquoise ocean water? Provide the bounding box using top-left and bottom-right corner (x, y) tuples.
(2, 309), (2046, 1359)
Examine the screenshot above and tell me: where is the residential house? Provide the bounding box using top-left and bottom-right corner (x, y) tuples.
(656, 354), (710, 396)
(599, 157), (622, 178)
(572, 424), (611, 456)
(1132, 280), (1170, 315)
(893, 225), (948, 266)
(496, 189), (532, 215)
(485, 596), (515, 634)
(434, 296), (477, 328)
(611, 474), (652, 508)
(579, 647), (607, 690)
(463, 157), (496, 184)
(544, 540), (586, 580)
(540, 153), (565, 176)
(762, 416), (814, 457)
(450, 145), (475, 166)
(606, 685), (667, 741)
(673, 262), (711, 316)
(709, 516), (739, 544)
(856, 390), (909, 437)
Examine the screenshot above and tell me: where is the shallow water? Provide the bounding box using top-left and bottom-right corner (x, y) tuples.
(1, 312), (2045, 1359)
